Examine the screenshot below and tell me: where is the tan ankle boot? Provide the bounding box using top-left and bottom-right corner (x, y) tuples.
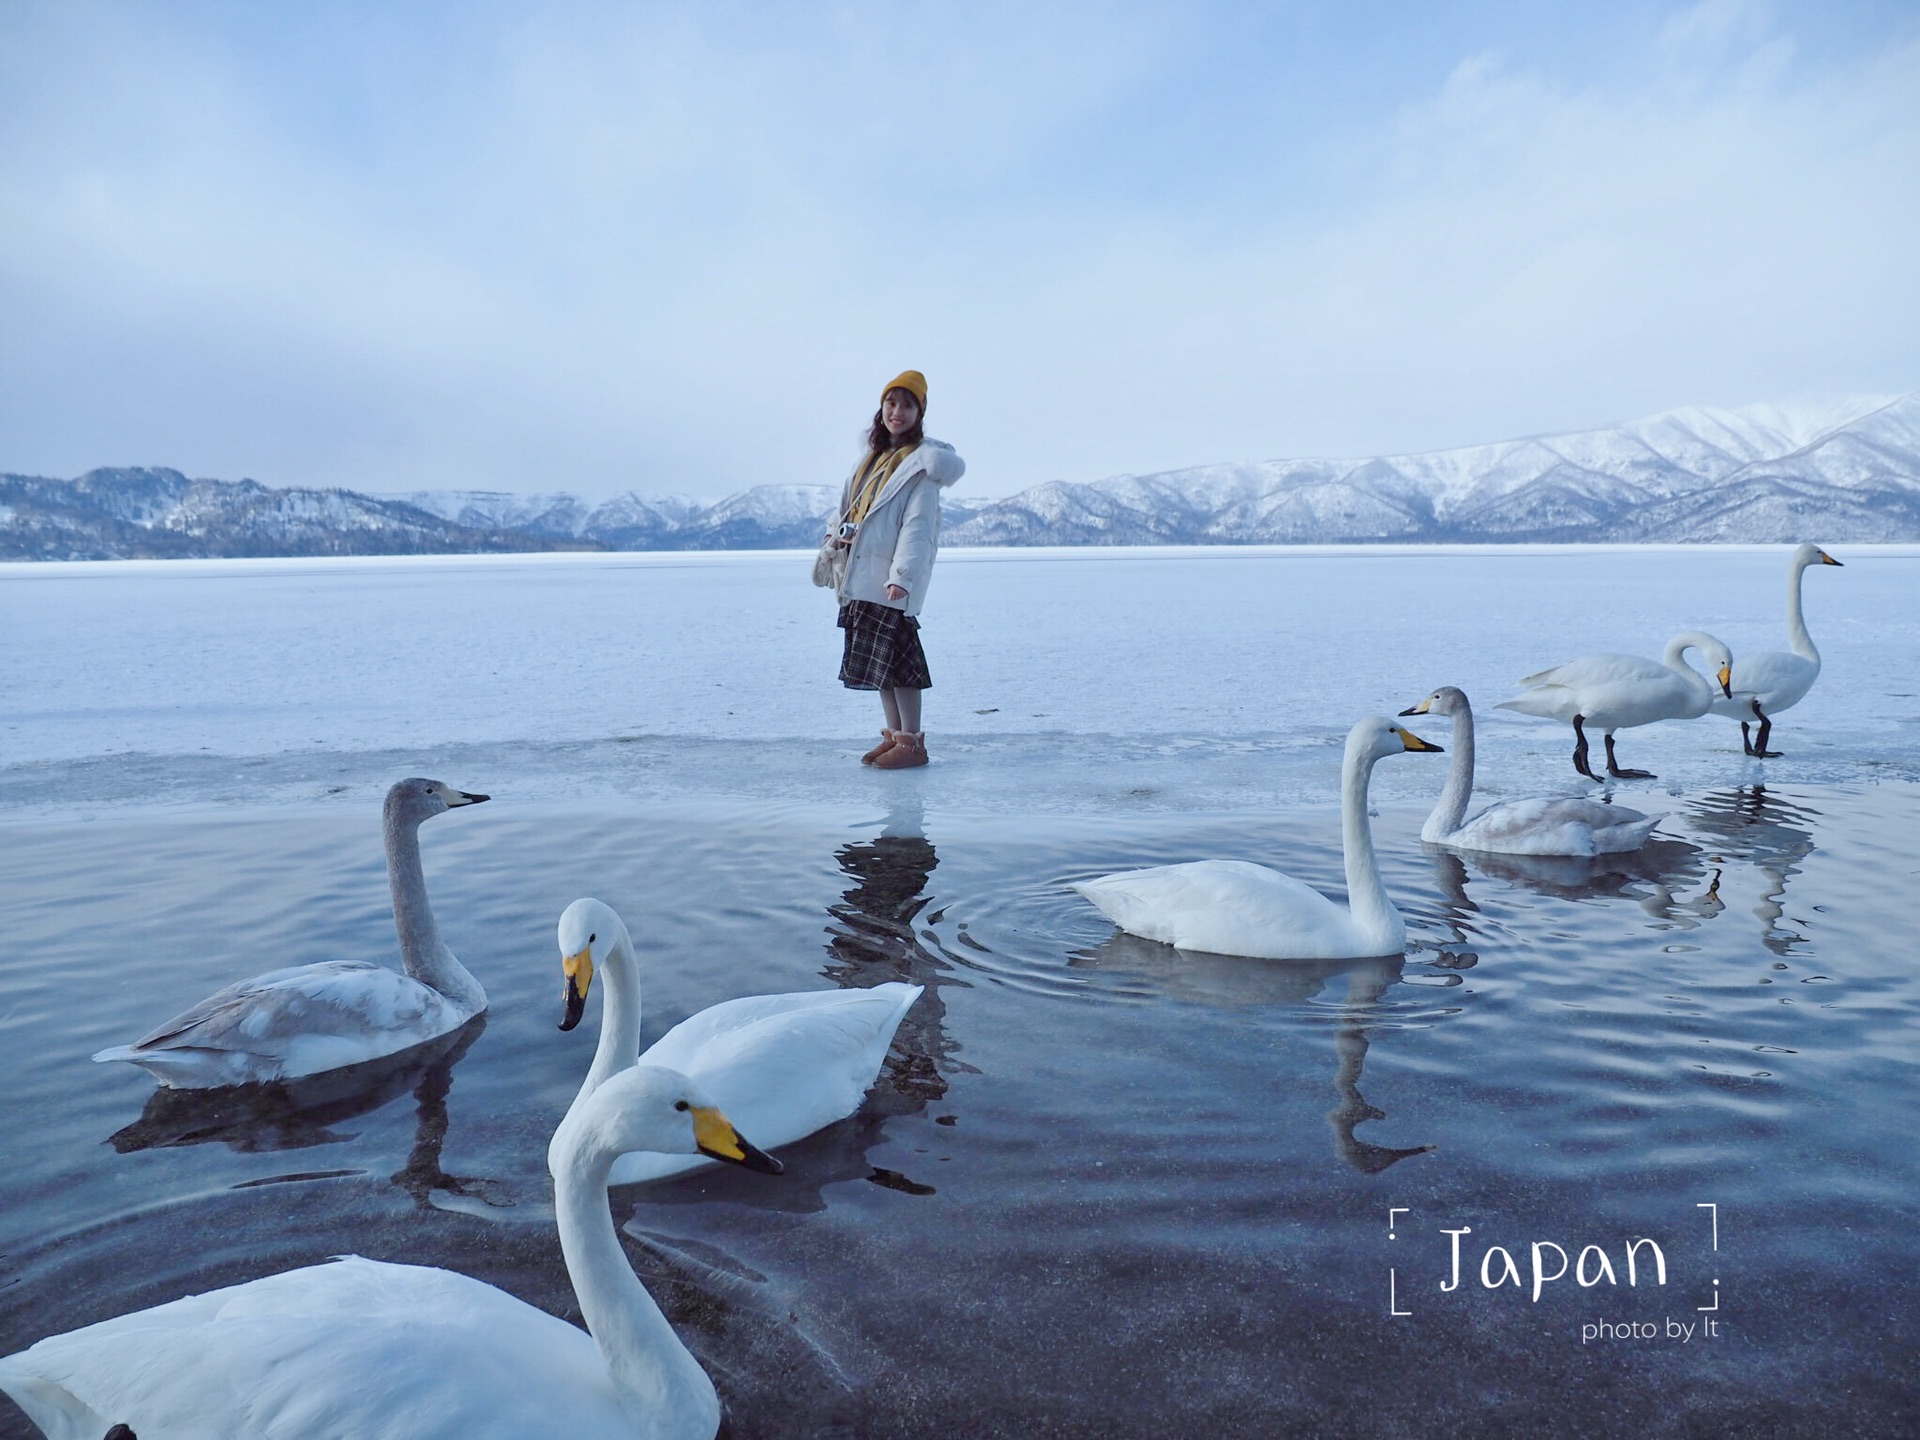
(861, 730), (898, 765)
(873, 731), (927, 769)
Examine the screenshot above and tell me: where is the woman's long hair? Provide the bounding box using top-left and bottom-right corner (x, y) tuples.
(866, 389), (924, 453)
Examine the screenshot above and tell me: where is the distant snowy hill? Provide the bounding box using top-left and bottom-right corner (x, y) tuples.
(7, 393), (1918, 559)
(944, 393), (1920, 545)
(0, 468), (591, 561)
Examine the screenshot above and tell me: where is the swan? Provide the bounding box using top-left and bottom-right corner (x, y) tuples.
(553, 898), (922, 1186)
(1071, 716), (1444, 960)
(0, 1064), (781, 1440)
(1400, 687), (1660, 856)
(93, 778), (491, 1089)
(1496, 632), (1733, 781)
(1708, 543), (1843, 756)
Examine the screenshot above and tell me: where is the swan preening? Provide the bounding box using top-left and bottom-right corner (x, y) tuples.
(1401, 687), (1660, 856)
(92, 779), (491, 1089)
(0, 1065), (780, 1440)
(1072, 716), (1443, 960)
(1709, 543), (1843, 756)
(554, 898), (921, 1186)
(1497, 632), (1734, 781)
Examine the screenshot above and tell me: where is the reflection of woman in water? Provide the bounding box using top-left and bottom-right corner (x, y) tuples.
(823, 810), (969, 1113)
(825, 370), (965, 770)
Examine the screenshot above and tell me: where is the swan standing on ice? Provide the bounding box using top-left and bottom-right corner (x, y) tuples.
(1496, 632), (1733, 782)
(1709, 543), (1843, 757)
(0, 1066), (781, 1440)
(93, 779), (491, 1089)
(1400, 687), (1660, 856)
(553, 898), (922, 1186)
(1072, 716), (1444, 960)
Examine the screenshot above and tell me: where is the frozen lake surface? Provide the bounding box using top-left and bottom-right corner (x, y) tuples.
(4, 544), (1917, 813)
(2, 546), (1917, 1437)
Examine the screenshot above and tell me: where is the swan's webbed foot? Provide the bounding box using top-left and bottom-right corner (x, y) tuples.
(1603, 733), (1654, 780)
(1751, 710), (1783, 758)
(1571, 715), (1602, 782)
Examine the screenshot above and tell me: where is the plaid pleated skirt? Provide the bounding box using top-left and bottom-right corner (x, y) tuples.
(838, 600), (933, 690)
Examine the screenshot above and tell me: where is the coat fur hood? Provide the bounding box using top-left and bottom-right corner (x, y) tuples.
(833, 438), (965, 617)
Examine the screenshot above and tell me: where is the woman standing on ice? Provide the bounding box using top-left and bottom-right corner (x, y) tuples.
(825, 369), (964, 768)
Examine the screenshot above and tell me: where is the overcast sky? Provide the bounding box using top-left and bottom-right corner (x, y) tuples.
(3, 0), (1916, 501)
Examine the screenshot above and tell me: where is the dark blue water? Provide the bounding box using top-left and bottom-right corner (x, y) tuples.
(1, 784), (1915, 1437)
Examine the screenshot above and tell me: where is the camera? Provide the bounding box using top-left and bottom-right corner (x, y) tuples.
(838, 521), (859, 540)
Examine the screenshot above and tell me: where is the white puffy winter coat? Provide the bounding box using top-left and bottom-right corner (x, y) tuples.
(833, 438), (965, 617)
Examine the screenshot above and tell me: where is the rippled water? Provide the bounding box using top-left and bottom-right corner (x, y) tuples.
(2, 782), (1914, 1437)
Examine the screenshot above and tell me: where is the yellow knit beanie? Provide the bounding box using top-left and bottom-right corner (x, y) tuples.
(880, 370), (928, 413)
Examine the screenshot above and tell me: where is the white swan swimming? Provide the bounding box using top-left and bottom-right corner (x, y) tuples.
(1708, 543), (1843, 756)
(1071, 716), (1444, 960)
(1400, 687), (1660, 856)
(552, 898), (922, 1186)
(1496, 631), (1734, 781)
(0, 1064), (782, 1440)
(92, 779), (490, 1089)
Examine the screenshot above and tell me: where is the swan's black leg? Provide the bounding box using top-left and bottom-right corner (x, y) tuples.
(1604, 732), (1655, 780)
(1740, 720), (1758, 756)
(1572, 715), (1600, 781)
(1750, 700), (1782, 758)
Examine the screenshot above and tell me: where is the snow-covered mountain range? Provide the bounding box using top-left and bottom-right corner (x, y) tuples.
(0, 467), (589, 560)
(7, 393), (1917, 560)
(944, 392), (1920, 545)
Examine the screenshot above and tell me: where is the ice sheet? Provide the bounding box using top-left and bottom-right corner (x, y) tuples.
(3, 545), (1915, 816)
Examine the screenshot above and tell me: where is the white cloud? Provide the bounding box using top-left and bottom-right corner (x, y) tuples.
(2, 2), (1915, 499)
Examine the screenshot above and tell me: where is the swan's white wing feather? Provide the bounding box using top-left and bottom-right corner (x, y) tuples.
(1518, 652), (1669, 689)
(1074, 859), (1378, 960)
(1710, 649), (1819, 716)
(1502, 652), (1702, 729)
(638, 985), (916, 1073)
(1495, 684), (1579, 721)
(92, 962), (473, 1088)
(611, 983), (922, 1184)
(1445, 797), (1659, 857)
(0, 1257), (636, 1440)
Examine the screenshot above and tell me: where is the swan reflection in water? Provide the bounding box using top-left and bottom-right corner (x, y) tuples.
(108, 1015), (507, 1211)
(1424, 835), (1721, 933)
(1686, 785), (1820, 956)
(1068, 935), (1435, 1175)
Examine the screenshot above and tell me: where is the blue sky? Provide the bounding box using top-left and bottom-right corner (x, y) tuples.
(3, 0), (1916, 500)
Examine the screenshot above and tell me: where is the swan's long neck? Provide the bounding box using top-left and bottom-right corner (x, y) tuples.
(1425, 705), (1476, 843)
(386, 811), (485, 1012)
(577, 923), (645, 1111)
(1784, 555), (1819, 663)
(555, 1140), (719, 1439)
(1341, 737), (1404, 951)
(1659, 633), (1718, 717)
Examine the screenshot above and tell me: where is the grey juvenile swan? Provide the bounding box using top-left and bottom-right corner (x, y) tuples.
(93, 778), (491, 1088)
(1401, 687), (1660, 856)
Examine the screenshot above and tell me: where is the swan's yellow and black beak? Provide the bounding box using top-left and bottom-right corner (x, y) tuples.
(1819, 550), (1843, 567)
(1717, 663), (1733, 698)
(446, 788), (490, 807)
(559, 945), (594, 1031)
(1397, 727), (1444, 753)
(1398, 698), (1433, 717)
(693, 1105), (784, 1174)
